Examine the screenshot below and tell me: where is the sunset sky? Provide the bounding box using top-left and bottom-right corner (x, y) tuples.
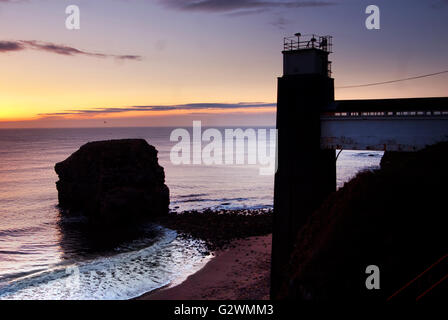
(0, 0), (447, 127)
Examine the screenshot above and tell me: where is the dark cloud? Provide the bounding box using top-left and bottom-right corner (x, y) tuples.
(22, 40), (92, 56)
(0, 41), (25, 52)
(39, 102), (276, 117)
(115, 54), (142, 61)
(159, 0), (336, 14)
(1, 0), (336, 11)
(1, 0), (336, 16)
(0, 40), (142, 60)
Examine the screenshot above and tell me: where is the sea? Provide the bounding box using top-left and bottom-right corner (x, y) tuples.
(0, 127), (383, 299)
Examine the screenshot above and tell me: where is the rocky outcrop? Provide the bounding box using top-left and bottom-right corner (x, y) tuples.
(159, 209), (273, 251)
(55, 139), (169, 225)
(281, 142), (448, 301)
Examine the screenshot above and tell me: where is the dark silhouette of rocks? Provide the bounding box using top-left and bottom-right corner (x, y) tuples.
(159, 209), (273, 251)
(55, 139), (169, 225)
(280, 142), (448, 301)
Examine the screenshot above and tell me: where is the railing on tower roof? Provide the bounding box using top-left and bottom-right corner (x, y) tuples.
(283, 33), (332, 53)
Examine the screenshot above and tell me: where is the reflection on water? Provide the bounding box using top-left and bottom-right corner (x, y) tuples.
(0, 127), (382, 299)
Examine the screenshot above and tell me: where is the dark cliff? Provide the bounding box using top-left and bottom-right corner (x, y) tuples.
(281, 142), (448, 302)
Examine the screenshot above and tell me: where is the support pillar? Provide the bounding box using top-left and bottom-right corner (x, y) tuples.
(270, 74), (336, 299)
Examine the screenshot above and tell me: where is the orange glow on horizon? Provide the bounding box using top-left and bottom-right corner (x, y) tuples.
(0, 105), (277, 122)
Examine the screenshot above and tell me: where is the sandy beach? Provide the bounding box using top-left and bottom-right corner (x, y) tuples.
(138, 234), (272, 300)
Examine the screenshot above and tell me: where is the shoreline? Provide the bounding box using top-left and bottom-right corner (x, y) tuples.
(137, 234), (272, 300)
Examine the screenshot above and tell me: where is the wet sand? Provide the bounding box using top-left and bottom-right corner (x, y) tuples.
(138, 234), (272, 300)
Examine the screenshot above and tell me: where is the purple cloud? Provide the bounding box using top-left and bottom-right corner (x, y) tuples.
(0, 41), (25, 52)
(0, 40), (142, 60)
(159, 0), (336, 14)
(38, 102), (277, 117)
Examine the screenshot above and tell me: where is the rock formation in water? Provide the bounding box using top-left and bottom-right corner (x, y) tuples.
(280, 142), (448, 302)
(55, 139), (169, 225)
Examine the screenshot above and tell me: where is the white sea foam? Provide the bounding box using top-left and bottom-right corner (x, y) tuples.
(0, 227), (209, 300)
(0, 128), (382, 300)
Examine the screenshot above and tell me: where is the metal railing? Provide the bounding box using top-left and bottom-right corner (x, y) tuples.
(283, 34), (332, 53)
(321, 110), (448, 118)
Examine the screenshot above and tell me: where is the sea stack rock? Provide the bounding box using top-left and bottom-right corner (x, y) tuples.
(55, 139), (169, 225)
